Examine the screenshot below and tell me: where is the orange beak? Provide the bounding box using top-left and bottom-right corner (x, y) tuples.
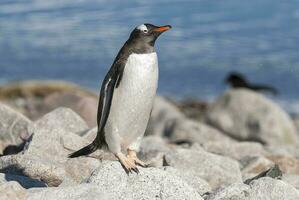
(153, 25), (172, 33)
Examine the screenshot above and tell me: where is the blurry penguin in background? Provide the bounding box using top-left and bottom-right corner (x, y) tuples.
(225, 72), (278, 95)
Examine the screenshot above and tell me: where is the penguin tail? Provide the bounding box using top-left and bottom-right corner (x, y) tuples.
(68, 141), (99, 158)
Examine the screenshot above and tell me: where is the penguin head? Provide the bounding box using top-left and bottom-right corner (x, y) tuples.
(129, 23), (172, 46)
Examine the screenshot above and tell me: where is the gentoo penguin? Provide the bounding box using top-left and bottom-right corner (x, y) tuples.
(225, 72), (278, 95)
(69, 24), (171, 173)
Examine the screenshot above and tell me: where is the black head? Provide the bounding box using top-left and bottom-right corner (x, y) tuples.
(225, 72), (248, 87)
(127, 23), (171, 53)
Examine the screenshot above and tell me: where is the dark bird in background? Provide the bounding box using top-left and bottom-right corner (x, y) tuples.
(225, 72), (278, 95)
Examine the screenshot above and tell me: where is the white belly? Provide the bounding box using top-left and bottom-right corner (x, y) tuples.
(105, 52), (158, 153)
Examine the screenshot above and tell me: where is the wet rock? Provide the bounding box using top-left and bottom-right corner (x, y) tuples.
(202, 141), (266, 160)
(164, 148), (242, 189)
(86, 161), (203, 200)
(0, 181), (27, 200)
(206, 89), (299, 145)
(0, 103), (32, 154)
(0, 173), (46, 188)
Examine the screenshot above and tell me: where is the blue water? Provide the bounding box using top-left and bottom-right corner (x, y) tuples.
(0, 0), (299, 112)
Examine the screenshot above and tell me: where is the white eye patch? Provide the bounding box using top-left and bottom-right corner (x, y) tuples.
(136, 24), (148, 33)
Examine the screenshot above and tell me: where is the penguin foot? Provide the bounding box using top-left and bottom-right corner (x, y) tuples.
(116, 153), (139, 174)
(127, 149), (147, 167)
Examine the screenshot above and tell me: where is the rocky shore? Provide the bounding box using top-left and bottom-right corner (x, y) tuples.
(0, 81), (299, 200)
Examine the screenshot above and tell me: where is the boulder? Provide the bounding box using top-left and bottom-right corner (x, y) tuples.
(86, 161), (203, 200)
(164, 148), (242, 189)
(283, 174), (299, 190)
(169, 118), (234, 145)
(44, 92), (98, 127)
(0, 181), (27, 200)
(202, 141), (266, 160)
(27, 184), (111, 200)
(266, 155), (299, 174)
(0, 103), (32, 154)
(0, 108), (100, 186)
(206, 89), (299, 145)
(240, 156), (274, 180)
(146, 96), (185, 136)
(206, 178), (299, 200)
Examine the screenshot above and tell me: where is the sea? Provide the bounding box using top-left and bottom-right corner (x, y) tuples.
(0, 0), (299, 114)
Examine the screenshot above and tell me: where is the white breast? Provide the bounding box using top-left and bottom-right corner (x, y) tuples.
(105, 52), (158, 152)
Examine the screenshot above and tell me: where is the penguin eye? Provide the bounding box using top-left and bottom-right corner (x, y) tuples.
(143, 29), (148, 33)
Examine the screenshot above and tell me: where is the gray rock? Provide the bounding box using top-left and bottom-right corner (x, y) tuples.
(86, 161), (203, 200)
(206, 89), (299, 145)
(240, 156), (274, 181)
(164, 148), (242, 189)
(0, 173), (46, 188)
(27, 183), (111, 200)
(202, 141), (266, 160)
(44, 92), (98, 127)
(169, 118), (234, 145)
(207, 178), (299, 200)
(0, 181), (27, 200)
(0, 102), (32, 154)
(0, 108), (100, 186)
(248, 177), (299, 200)
(146, 96), (185, 136)
(282, 174), (299, 190)
(165, 167), (211, 195)
(206, 183), (250, 200)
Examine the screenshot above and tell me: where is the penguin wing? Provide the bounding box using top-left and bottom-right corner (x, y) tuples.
(96, 60), (125, 142)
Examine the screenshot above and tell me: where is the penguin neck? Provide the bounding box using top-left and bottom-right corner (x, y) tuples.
(126, 38), (155, 54)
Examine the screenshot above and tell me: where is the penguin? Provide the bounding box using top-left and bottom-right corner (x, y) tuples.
(69, 24), (171, 173)
(225, 72), (278, 95)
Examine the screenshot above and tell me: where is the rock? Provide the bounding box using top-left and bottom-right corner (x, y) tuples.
(86, 161), (203, 200)
(44, 92), (98, 127)
(265, 145), (299, 158)
(266, 155), (299, 174)
(169, 118), (234, 145)
(283, 174), (299, 190)
(244, 164), (282, 184)
(146, 96), (185, 136)
(206, 89), (299, 145)
(240, 156), (274, 180)
(249, 177), (299, 199)
(206, 182), (250, 200)
(0, 108), (100, 186)
(164, 148), (242, 189)
(206, 178), (299, 200)
(27, 184), (111, 200)
(202, 141), (266, 160)
(0, 102), (32, 154)
(138, 136), (171, 167)
(0, 80), (97, 121)
(0, 173), (46, 188)
(24, 107), (89, 160)
(0, 181), (27, 200)
(165, 167), (211, 195)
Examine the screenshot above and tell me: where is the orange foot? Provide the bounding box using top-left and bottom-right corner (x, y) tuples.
(127, 149), (147, 167)
(116, 152), (139, 174)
